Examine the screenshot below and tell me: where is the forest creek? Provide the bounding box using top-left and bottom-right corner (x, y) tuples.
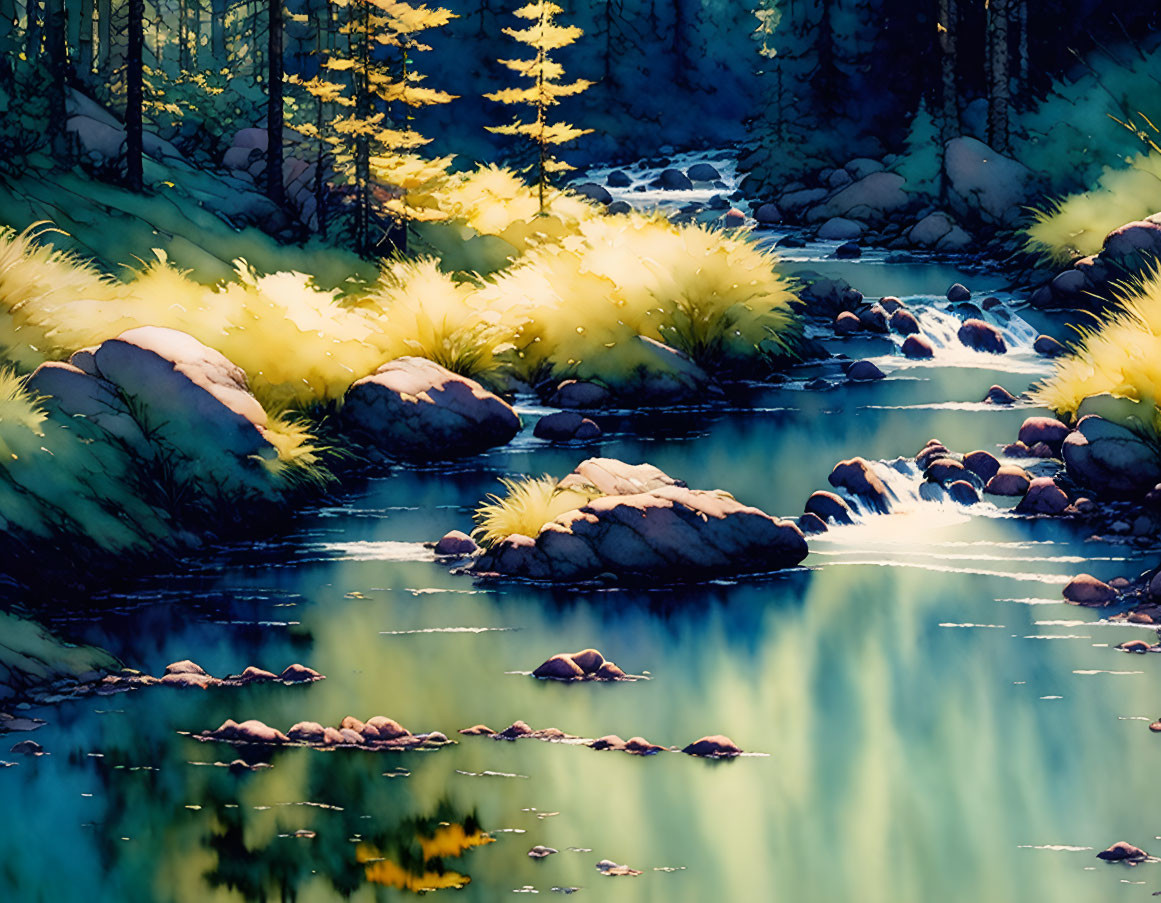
(4, 1), (1161, 901)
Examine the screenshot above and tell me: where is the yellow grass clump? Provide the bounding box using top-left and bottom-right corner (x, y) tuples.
(472, 475), (602, 547)
(1025, 151), (1161, 263)
(1034, 267), (1161, 430)
(477, 212), (800, 383)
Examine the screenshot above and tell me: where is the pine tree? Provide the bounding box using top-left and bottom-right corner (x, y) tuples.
(485, 1), (592, 215)
(306, 0), (456, 255)
(893, 97), (941, 197)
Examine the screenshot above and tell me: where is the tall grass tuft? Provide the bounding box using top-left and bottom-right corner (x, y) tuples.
(471, 475), (602, 548)
(1024, 151), (1161, 263)
(1034, 266), (1161, 426)
(358, 258), (516, 383)
(479, 213), (800, 384)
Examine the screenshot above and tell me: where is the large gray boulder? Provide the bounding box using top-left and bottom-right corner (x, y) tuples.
(50, 326), (283, 500)
(943, 137), (1034, 225)
(1062, 415), (1161, 498)
(341, 357), (520, 458)
(472, 458), (807, 581)
(808, 172), (908, 224)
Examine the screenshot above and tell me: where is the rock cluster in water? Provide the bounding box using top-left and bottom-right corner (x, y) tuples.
(195, 715), (451, 750)
(459, 721), (743, 759)
(531, 648), (633, 681)
(470, 458), (807, 582)
(98, 660), (323, 692)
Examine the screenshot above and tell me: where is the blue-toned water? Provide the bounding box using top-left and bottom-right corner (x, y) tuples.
(3, 251), (1158, 902)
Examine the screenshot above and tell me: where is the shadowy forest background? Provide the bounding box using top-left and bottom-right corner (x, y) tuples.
(1, 1), (1160, 228)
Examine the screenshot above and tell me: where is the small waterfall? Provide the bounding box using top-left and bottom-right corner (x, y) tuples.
(874, 299), (1050, 377)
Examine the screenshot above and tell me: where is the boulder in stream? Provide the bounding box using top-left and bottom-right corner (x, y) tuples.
(983, 385), (1017, 405)
(534, 411), (602, 442)
(1015, 478), (1069, 515)
(828, 457), (893, 513)
(471, 458), (807, 582)
(1062, 415), (1161, 498)
(957, 319), (1006, 354)
(341, 357), (520, 458)
(681, 735), (743, 758)
(1096, 841), (1148, 863)
(985, 466), (1031, 497)
(902, 335), (935, 359)
(434, 531), (479, 557)
(805, 490), (855, 525)
(1062, 574), (1118, 606)
(1017, 417), (1070, 452)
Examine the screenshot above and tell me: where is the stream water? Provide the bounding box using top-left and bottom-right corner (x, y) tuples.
(3, 185), (1160, 902)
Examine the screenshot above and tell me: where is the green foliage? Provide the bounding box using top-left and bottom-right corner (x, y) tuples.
(892, 98), (941, 198)
(471, 474), (601, 547)
(0, 57), (52, 176)
(1015, 38), (1161, 195)
(485, 1), (593, 212)
(143, 65), (271, 161)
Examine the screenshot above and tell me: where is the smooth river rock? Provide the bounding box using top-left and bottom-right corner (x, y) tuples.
(342, 357), (520, 458)
(1062, 573), (1118, 606)
(1062, 415), (1161, 498)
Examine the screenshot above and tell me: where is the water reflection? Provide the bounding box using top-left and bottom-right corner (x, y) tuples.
(2, 263), (1157, 901)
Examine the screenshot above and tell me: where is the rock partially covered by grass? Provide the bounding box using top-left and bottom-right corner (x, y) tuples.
(470, 458), (807, 582)
(341, 356), (520, 459)
(30, 326), (321, 506)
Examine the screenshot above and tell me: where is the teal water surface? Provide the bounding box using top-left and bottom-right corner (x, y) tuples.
(2, 252), (1158, 903)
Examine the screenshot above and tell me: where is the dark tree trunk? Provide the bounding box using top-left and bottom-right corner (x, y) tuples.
(126, 0), (144, 191)
(987, 0), (1010, 151)
(44, 0), (70, 163)
(816, 0), (839, 116)
(938, 0), (958, 142)
(96, 0), (111, 79)
(211, 0), (226, 63)
(78, 0), (94, 75)
(671, 0), (690, 88)
(265, 0), (285, 205)
(26, 0), (41, 60)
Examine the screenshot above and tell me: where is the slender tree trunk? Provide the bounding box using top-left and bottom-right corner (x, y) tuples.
(816, 0), (839, 116)
(44, 0), (70, 163)
(78, 0), (94, 75)
(353, 5), (370, 254)
(987, 0), (1010, 151)
(211, 0), (226, 62)
(126, 0), (144, 190)
(937, 0), (957, 141)
(0, 0), (13, 47)
(265, 0), (285, 204)
(26, 0), (41, 59)
(671, 0), (690, 89)
(96, 0), (111, 78)
(1016, 0), (1029, 98)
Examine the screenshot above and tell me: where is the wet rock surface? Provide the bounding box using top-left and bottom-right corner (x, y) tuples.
(195, 715), (451, 750)
(459, 721), (745, 759)
(530, 648), (638, 682)
(471, 458), (807, 582)
(98, 661), (324, 693)
(341, 357), (521, 458)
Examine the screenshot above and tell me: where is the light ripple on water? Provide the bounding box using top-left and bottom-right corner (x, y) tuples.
(379, 626), (518, 635)
(1072, 670), (1144, 675)
(817, 559), (1067, 584)
(311, 541), (433, 562)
